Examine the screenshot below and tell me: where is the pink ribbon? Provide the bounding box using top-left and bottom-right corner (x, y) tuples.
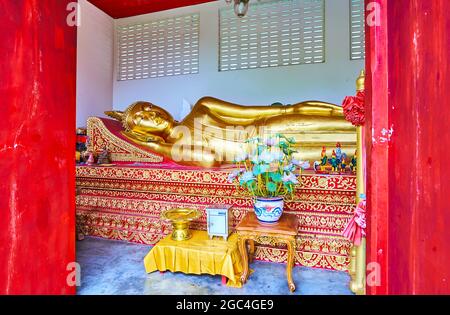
(342, 199), (366, 246)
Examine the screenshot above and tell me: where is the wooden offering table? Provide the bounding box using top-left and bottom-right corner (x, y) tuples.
(236, 212), (298, 292)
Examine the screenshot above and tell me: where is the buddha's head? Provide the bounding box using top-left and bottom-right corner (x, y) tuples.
(123, 101), (174, 138)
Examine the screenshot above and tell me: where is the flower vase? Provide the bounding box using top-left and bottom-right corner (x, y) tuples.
(253, 197), (284, 223)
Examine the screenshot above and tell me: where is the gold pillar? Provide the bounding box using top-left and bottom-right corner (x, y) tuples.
(349, 70), (366, 295)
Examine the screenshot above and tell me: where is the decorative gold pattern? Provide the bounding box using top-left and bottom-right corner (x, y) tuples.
(77, 165), (356, 188)
(87, 117), (163, 163)
(77, 194), (352, 236)
(76, 165), (356, 271)
(350, 70), (366, 295)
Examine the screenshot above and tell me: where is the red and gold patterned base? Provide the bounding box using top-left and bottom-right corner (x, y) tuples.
(76, 164), (356, 271)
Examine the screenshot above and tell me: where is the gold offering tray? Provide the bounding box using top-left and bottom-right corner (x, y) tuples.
(162, 208), (201, 222)
(161, 208), (201, 241)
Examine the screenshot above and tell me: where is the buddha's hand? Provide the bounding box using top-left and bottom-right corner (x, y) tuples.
(145, 135), (165, 143)
(105, 110), (124, 121)
(122, 131), (164, 144)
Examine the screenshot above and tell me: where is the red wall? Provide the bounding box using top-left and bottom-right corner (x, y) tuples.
(0, 0), (77, 294)
(366, 0), (450, 294)
(88, 0), (216, 19)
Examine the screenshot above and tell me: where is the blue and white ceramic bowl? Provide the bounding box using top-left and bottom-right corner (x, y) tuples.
(254, 197), (284, 223)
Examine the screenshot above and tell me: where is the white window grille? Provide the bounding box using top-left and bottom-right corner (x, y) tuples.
(350, 0), (365, 60)
(117, 14), (200, 81)
(219, 0), (325, 72)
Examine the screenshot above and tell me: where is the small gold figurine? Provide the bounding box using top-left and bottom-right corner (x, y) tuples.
(350, 149), (357, 173)
(86, 152), (95, 166)
(330, 150), (339, 172)
(320, 146), (328, 172)
(97, 147), (111, 165)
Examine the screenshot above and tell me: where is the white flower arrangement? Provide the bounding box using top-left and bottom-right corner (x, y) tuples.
(228, 134), (309, 198)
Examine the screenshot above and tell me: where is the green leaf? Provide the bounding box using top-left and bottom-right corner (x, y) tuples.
(240, 179), (254, 186)
(259, 164), (269, 173)
(285, 184), (293, 193)
(252, 165), (261, 176)
(283, 148), (297, 156)
(257, 145), (265, 155)
(267, 181), (277, 193)
(270, 172), (282, 182)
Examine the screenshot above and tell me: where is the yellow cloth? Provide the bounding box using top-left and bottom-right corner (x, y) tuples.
(144, 230), (243, 287)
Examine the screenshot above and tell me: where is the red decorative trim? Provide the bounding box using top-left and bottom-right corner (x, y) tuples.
(76, 165), (356, 271)
(342, 91), (366, 126)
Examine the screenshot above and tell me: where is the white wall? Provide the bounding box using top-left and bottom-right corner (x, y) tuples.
(112, 0), (365, 121)
(76, 0), (114, 127)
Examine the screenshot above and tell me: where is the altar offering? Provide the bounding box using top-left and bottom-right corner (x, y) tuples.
(97, 147), (111, 165)
(161, 208), (201, 241)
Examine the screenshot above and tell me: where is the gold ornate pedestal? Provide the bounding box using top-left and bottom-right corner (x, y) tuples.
(161, 208), (201, 241)
(349, 70), (367, 295)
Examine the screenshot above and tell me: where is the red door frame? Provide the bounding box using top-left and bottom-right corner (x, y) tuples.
(0, 0), (77, 294)
(364, 0), (389, 295)
(365, 0), (450, 294)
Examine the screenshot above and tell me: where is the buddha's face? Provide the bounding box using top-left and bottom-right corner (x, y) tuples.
(126, 102), (174, 136)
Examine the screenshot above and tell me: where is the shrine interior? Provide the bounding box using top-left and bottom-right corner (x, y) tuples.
(1, 0), (449, 297)
(75, 0), (364, 295)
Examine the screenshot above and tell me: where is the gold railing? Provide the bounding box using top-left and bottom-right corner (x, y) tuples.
(349, 70), (366, 295)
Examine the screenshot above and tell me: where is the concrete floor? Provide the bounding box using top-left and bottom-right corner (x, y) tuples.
(76, 237), (353, 295)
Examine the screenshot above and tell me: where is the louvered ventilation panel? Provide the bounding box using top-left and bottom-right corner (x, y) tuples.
(219, 0), (325, 72)
(117, 14), (200, 81)
(350, 0), (365, 60)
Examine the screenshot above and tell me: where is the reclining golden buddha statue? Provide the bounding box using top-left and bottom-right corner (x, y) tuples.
(105, 97), (356, 168)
